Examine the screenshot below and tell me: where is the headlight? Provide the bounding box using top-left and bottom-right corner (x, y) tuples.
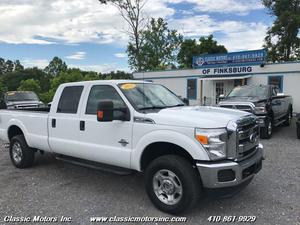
(195, 128), (227, 160)
(254, 102), (267, 114)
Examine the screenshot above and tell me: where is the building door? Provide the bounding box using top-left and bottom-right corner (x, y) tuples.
(215, 82), (224, 104)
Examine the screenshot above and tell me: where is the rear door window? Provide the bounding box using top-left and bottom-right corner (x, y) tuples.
(57, 86), (84, 114)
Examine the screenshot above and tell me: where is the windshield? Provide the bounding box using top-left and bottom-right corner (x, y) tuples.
(5, 91), (39, 102)
(118, 83), (184, 110)
(227, 86), (269, 99)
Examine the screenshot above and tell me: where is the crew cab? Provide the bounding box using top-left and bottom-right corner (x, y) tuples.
(219, 85), (293, 139)
(0, 91), (44, 109)
(0, 80), (263, 214)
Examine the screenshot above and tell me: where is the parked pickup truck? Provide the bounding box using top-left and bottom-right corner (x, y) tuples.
(219, 85), (293, 139)
(0, 91), (44, 109)
(0, 80), (263, 214)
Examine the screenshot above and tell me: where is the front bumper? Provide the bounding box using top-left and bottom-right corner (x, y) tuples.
(196, 144), (263, 189)
(257, 116), (267, 127)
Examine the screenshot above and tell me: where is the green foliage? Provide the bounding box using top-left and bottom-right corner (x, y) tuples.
(44, 57), (67, 76)
(0, 58), (24, 75)
(128, 18), (183, 71)
(18, 79), (41, 94)
(263, 0), (300, 61)
(177, 35), (227, 68)
(0, 56), (132, 104)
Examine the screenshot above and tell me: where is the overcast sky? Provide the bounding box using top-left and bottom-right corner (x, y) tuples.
(0, 0), (272, 72)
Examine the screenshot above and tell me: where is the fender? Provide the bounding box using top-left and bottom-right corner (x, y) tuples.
(7, 118), (30, 145)
(131, 129), (209, 171)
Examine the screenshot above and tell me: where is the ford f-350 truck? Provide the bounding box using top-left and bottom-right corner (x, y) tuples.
(0, 80), (263, 214)
(219, 85), (293, 139)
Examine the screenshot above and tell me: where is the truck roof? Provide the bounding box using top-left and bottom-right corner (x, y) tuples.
(60, 79), (151, 87)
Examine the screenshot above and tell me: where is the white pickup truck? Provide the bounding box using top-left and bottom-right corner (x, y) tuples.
(0, 80), (263, 214)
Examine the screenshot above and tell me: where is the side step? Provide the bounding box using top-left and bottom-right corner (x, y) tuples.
(55, 154), (134, 176)
(274, 119), (286, 127)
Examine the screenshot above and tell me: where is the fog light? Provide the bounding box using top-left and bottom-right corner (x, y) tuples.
(218, 169), (236, 182)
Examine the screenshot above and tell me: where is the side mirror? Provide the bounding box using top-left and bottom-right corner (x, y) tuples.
(219, 94), (225, 101)
(97, 101), (114, 122)
(97, 101), (130, 122)
(182, 98), (189, 106)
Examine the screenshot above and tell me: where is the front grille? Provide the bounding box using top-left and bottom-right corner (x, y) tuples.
(16, 104), (39, 109)
(236, 116), (259, 161)
(220, 104), (253, 113)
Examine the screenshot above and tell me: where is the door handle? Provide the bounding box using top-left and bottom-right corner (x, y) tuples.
(80, 121), (85, 131)
(52, 118), (56, 128)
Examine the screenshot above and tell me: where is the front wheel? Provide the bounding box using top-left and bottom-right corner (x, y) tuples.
(9, 135), (35, 168)
(261, 117), (273, 139)
(283, 108), (292, 126)
(145, 155), (201, 214)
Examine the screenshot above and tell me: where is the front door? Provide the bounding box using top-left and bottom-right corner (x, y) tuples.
(78, 84), (133, 168)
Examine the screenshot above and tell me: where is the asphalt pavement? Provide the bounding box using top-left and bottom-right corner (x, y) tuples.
(0, 120), (299, 225)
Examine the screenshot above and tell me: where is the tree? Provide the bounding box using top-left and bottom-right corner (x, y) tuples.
(263, 0), (300, 61)
(18, 79), (41, 94)
(0, 58), (5, 75)
(99, 0), (147, 71)
(128, 18), (183, 71)
(14, 60), (24, 71)
(177, 35), (227, 68)
(5, 60), (14, 73)
(44, 57), (67, 76)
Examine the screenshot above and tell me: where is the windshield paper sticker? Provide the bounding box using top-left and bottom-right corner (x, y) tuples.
(121, 83), (136, 90)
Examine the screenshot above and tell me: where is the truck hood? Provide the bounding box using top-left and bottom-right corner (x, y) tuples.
(220, 97), (266, 104)
(6, 100), (42, 106)
(147, 106), (250, 128)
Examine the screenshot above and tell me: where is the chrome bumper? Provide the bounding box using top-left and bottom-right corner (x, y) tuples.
(196, 144), (263, 189)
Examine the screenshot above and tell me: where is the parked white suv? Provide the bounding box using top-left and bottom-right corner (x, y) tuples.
(0, 80), (263, 214)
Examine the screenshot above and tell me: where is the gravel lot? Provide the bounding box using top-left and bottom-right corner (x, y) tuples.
(0, 120), (299, 225)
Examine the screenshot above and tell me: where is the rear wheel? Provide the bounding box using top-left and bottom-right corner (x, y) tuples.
(297, 122), (300, 139)
(261, 117), (272, 139)
(9, 135), (35, 168)
(145, 155), (201, 214)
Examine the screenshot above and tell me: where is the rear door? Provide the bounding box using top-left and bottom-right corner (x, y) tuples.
(48, 85), (85, 157)
(78, 84), (133, 168)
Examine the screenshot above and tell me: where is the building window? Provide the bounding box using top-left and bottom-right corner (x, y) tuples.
(268, 76), (283, 92)
(187, 78), (197, 100)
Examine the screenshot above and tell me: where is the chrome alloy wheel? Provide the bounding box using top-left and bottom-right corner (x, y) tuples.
(153, 169), (183, 205)
(12, 142), (23, 164)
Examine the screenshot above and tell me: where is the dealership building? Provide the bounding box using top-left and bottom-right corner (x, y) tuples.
(133, 49), (300, 113)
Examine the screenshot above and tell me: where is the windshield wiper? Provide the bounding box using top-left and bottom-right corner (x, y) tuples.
(139, 106), (167, 110)
(165, 104), (185, 108)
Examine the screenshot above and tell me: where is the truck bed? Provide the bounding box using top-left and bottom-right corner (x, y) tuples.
(0, 109), (51, 152)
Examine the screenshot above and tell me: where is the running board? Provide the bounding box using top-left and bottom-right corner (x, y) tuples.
(274, 119), (286, 127)
(55, 154), (133, 176)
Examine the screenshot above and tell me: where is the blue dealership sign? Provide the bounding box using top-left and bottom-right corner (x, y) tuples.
(193, 49), (266, 68)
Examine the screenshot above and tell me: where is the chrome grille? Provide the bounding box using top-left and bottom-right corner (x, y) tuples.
(236, 116), (259, 161)
(219, 103), (254, 113)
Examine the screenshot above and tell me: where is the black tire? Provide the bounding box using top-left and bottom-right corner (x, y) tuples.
(145, 155), (201, 214)
(9, 135), (35, 168)
(297, 123), (300, 139)
(283, 108), (292, 127)
(260, 117), (273, 139)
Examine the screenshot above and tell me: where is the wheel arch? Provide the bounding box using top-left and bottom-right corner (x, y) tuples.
(131, 130), (209, 171)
